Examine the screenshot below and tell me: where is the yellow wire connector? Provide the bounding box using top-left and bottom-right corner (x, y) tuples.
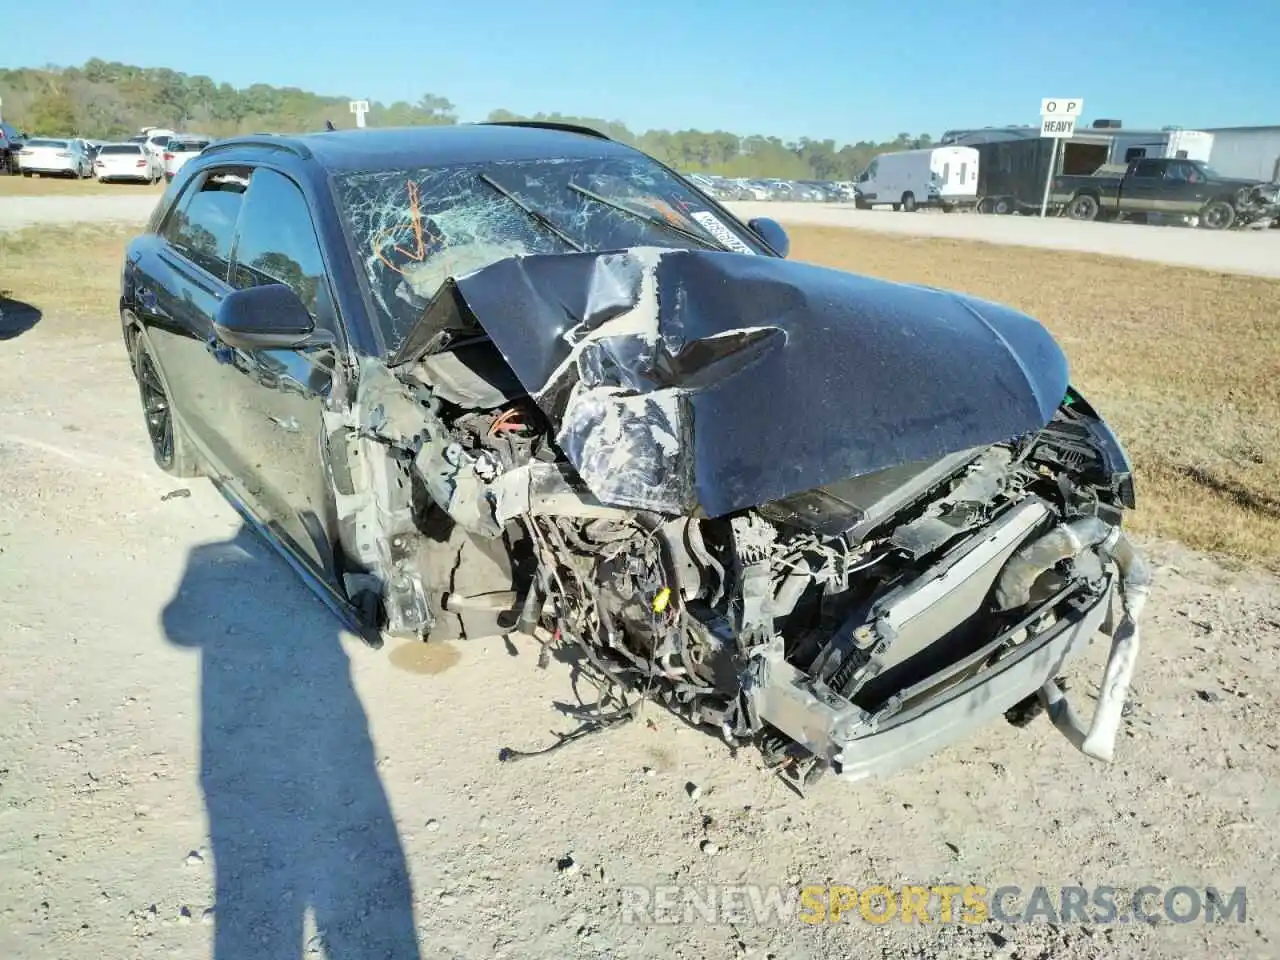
(652, 587), (672, 614)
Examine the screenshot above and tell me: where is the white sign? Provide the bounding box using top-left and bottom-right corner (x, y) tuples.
(349, 99), (370, 128)
(691, 211), (756, 255)
(1040, 98), (1083, 117)
(1040, 115), (1077, 138)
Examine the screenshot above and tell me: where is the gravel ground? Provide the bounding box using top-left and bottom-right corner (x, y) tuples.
(2, 313), (1280, 956)
(0, 194), (162, 231)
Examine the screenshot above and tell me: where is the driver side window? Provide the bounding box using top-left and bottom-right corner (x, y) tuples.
(229, 168), (335, 333)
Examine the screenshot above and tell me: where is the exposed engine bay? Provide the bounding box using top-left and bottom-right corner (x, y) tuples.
(326, 246), (1152, 786)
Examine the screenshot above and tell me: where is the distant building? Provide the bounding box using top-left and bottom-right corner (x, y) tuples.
(1205, 126), (1280, 182)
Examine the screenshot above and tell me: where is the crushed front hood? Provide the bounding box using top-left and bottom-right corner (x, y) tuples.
(395, 246), (1069, 518)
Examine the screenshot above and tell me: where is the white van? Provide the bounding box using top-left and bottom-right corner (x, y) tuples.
(854, 146), (980, 211)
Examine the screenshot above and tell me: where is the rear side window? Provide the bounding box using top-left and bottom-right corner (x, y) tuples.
(230, 169), (329, 323)
(162, 170), (249, 279)
(1133, 160), (1162, 178)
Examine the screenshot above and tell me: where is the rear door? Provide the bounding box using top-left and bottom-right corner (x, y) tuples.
(139, 168), (250, 477)
(1121, 159), (1165, 213)
(220, 167), (347, 585)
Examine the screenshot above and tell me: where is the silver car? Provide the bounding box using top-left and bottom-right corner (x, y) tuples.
(16, 137), (93, 178)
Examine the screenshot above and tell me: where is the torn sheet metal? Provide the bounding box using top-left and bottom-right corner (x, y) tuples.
(393, 246), (1069, 518)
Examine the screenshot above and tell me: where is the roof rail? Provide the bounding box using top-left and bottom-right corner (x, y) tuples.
(200, 134), (313, 160)
(478, 120), (611, 141)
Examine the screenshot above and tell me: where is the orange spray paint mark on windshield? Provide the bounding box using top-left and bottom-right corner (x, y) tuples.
(372, 180), (433, 276)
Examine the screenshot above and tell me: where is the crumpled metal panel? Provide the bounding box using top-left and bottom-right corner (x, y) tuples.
(396, 246), (1069, 518)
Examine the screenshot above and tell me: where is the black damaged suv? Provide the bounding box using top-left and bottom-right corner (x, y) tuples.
(122, 122), (1149, 787)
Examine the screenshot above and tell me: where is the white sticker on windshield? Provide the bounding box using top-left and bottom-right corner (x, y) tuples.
(691, 211), (756, 255)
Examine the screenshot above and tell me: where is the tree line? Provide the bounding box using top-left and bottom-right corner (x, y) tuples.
(0, 60), (935, 181)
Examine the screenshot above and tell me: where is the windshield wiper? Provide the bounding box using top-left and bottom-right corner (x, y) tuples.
(476, 173), (584, 252)
(567, 182), (726, 251)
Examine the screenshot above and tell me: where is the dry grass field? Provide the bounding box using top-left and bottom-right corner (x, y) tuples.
(792, 227), (1280, 570)
(5, 221), (1278, 569)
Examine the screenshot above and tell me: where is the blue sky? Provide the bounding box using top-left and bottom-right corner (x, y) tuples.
(2, 0), (1276, 142)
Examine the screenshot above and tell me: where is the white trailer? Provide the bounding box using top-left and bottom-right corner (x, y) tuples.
(854, 146), (980, 212)
(1110, 129), (1215, 164)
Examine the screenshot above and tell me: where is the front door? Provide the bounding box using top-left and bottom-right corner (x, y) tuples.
(219, 166), (349, 587)
(1122, 159), (1166, 214)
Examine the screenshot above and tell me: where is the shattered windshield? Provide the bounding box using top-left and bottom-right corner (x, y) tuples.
(333, 155), (767, 355)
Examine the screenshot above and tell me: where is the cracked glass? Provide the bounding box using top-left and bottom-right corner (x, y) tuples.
(333, 155), (767, 355)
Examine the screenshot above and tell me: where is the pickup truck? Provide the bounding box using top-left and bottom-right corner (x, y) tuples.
(1050, 157), (1280, 229)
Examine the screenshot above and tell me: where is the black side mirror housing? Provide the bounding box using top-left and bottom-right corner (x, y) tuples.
(748, 217), (790, 258)
(213, 284), (319, 350)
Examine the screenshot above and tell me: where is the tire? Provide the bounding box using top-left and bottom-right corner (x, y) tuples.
(131, 335), (201, 477)
(901, 192), (917, 213)
(1198, 199), (1235, 231)
(22, 170), (32, 178)
(1068, 193), (1100, 221)
(854, 197), (869, 210)
(891, 203), (901, 212)
(993, 197), (1014, 216)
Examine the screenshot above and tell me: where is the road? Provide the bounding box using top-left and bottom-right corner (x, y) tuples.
(4, 193), (1279, 278)
(725, 202), (1280, 278)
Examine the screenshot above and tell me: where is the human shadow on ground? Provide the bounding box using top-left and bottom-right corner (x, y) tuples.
(0, 294), (42, 340)
(162, 525), (421, 959)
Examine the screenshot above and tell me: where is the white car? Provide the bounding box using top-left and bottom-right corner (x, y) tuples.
(16, 137), (93, 178)
(163, 136), (212, 181)
(94, 143), (164, 183)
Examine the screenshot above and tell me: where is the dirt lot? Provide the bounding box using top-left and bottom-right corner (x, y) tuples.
(2, 224), (1279, 960)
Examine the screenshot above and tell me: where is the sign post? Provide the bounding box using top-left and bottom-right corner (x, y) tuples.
(1038, 98), (1083, 218)
(349, 99), (370, 129)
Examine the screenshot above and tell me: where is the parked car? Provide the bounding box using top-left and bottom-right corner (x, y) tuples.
(15, 137), (93, 178)
(163, 135), (212, 181)
(118, 123), (1148, 787)
(1, 122), (27, 174)
(94, 142), (164, 183)
(1051, 157), (1280, 229)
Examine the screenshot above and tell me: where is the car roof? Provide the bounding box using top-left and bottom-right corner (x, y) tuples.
(202, 123), (638, 175)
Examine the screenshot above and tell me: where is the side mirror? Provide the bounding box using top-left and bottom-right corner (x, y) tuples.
(747, 217), (790, 258)
(213, 284), (318, 350)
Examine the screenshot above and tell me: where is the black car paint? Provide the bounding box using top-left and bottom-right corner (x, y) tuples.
(403, 247), (1071, 519)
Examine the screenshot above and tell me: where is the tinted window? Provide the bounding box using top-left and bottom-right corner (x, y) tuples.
(230, 169), (329, 323)
(171, 140), (209, 153)
(162, 170), (248, 279)
(26, 139), (68, 148)
(100, 144), (142, 155)
(1133, 160), (1162, 178)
